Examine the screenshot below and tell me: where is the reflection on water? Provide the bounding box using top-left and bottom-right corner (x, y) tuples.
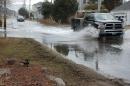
(98, 36), (123, 54)
(53, 36), (123, 60)
(98, 36), (123, 45)
(52, 36), (130, 81)
(54, 44), (69, 56)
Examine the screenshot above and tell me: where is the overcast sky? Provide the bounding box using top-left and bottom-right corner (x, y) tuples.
(12, 0), (130, 4)
(12, 0), (51, 5)
(10, 0), (130, 11)
(10, 0), (46, 11)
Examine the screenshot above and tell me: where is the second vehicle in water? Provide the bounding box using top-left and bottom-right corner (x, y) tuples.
(17, 15), (25, 22)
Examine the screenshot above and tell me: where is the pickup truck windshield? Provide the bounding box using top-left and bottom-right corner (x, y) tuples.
(95, 13), (116, 20)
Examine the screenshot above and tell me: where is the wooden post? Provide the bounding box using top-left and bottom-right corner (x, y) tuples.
(98, 0), (101, 12)
(4, 0), (6, 31)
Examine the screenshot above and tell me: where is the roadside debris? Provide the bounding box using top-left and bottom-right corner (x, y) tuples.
(20, 59), (30, 67)
(0, 59), (54, 86)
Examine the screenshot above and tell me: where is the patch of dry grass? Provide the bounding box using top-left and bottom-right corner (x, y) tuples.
(39, 18), (58, 26)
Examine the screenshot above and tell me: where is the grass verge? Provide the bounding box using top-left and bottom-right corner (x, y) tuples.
(0, 38), (127, 86)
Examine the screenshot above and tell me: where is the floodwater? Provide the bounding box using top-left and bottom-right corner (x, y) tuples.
(0, 19), (130, 82)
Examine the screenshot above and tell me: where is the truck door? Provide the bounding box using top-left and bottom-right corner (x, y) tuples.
(83, 14), (94, 26)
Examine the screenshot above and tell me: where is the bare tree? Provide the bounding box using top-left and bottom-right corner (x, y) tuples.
(0, 0), (11, 30)
(0, 0), (10, 5)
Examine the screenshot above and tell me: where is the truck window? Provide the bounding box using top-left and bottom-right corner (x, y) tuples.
(85, 14), (94, 21)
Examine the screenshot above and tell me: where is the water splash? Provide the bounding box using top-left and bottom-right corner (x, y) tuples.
(65, 26), (99, 41)
(76, 26), (99, 38)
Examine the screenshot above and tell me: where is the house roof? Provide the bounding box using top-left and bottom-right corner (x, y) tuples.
(0, 6), (15, 16)
(112, 1), (130, 11)
(33, 2), (43, 8)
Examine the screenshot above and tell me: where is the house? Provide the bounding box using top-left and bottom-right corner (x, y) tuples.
(111, 1), (130, 26)
(0, 5), (16, 17)
(0, 5), (16, 27)
(77, 0), (89, 10)
(32, 2), (43, 20)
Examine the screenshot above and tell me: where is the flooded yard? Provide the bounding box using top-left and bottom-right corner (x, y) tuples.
(0, 19), (130, 82)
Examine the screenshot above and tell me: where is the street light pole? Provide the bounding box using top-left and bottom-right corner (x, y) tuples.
(4, 0), (6, 31)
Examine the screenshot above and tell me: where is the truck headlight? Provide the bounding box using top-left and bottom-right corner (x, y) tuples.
(98, 23), (105, 29)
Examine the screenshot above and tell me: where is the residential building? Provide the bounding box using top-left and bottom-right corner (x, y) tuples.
(77, 0), (89, 10)
(111, 1), (130, 25)
(0, 2), (16, 27)
(0, 6), (15, 17)
(32, 2), (43, 20)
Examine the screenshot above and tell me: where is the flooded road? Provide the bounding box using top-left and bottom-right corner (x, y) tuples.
(0, 19), (130, 82)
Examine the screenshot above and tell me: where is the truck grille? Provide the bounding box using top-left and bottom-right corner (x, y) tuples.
(115, 24), (122, 29)
(105, 24), (113, 29)
(105, 23), (122, 29)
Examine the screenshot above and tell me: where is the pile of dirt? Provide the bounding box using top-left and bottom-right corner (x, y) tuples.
(0, 62), (53, 86)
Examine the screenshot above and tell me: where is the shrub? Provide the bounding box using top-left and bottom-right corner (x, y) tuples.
(52, 0), (78, 23)
(18, 7), (29, 18)
(41, 2), (53, 19)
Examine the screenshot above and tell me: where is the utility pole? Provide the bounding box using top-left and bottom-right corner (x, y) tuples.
(29, 0), (31, 19)
(23, 0), (26, 8)
(79, 0), (83, 10)
(98, 0), (101, 12)
(4, 0), (6, 31)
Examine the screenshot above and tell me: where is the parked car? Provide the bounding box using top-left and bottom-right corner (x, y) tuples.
(17, 16), (25, 22)
(71, 13), (124, 36)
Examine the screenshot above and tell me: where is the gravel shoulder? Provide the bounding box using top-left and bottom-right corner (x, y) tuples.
(0, 38), (129, 86)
